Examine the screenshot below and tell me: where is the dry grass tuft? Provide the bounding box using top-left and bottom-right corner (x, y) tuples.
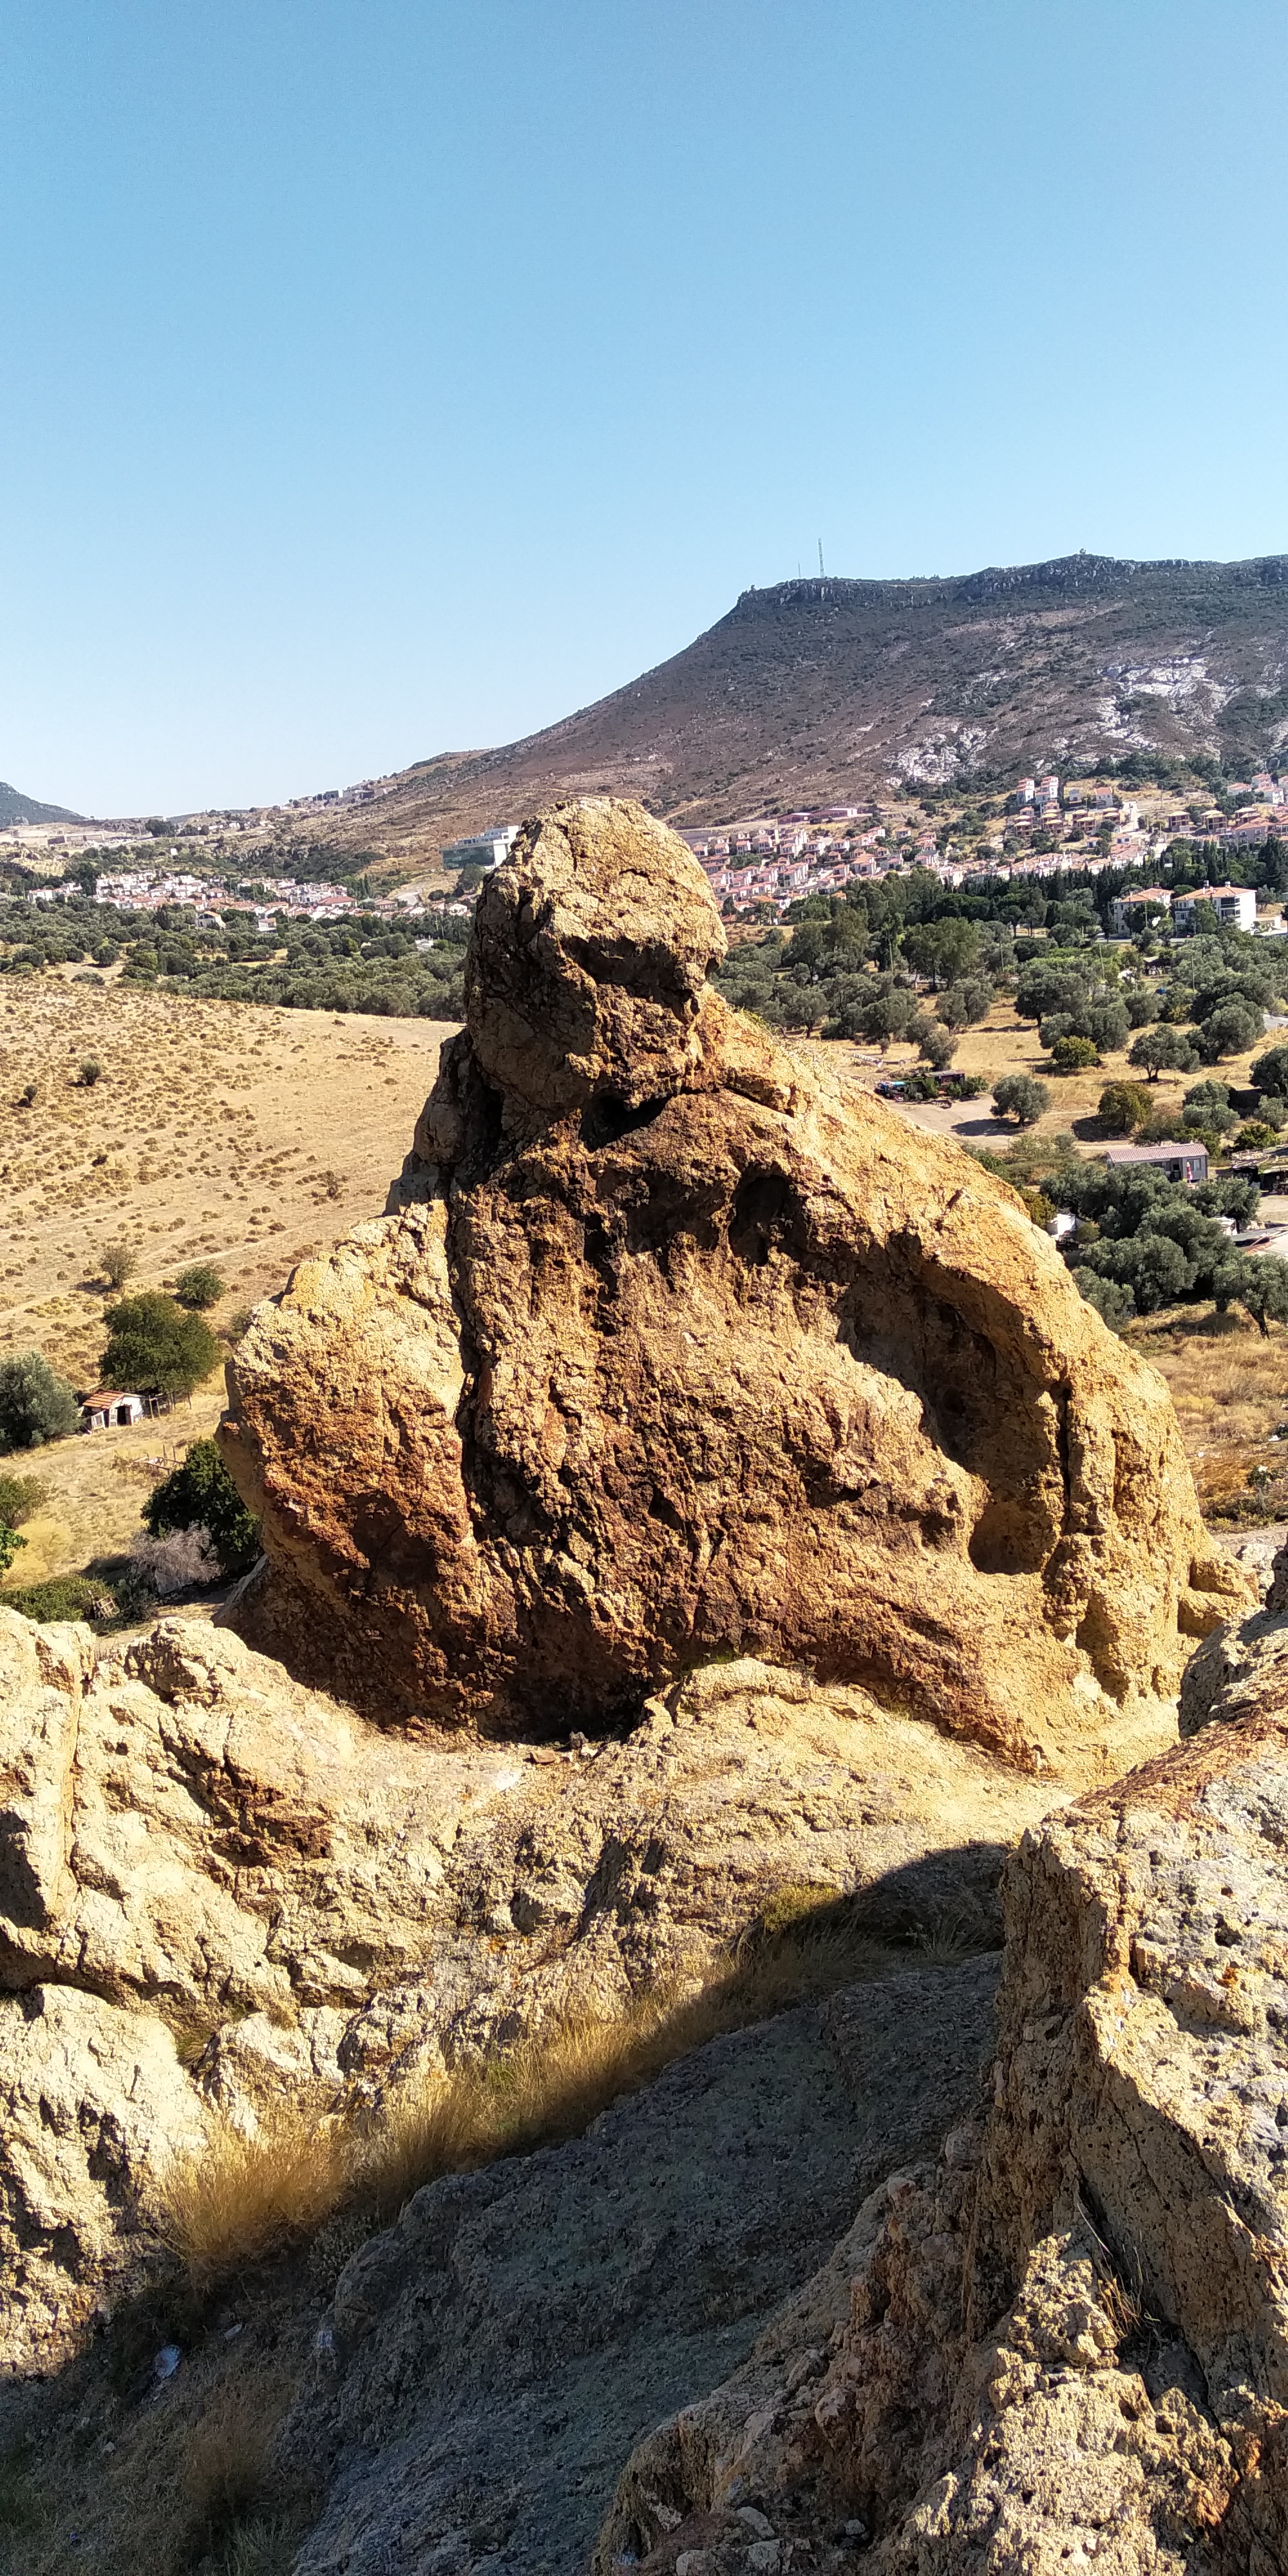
(158, 2109), (351, 2280)
(219, 2520), (299, 2576)
(1098, 2271), (1145, 2345)
(180, 2371), (283, 2540)
(159, 1891), (907, 2278)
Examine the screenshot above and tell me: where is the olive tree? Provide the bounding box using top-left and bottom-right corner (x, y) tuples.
(0, 1353), (80, 1452)
(1128, 1026), (1200, 1083)
(992, 1073), (1050, 1127)
(100, 1294), (221, 1401)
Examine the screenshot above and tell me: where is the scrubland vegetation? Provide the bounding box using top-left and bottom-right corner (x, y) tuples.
(0, 887), (466, 1019)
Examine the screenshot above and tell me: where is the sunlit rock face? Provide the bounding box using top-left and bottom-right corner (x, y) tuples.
(220, 793), (1242, 1759)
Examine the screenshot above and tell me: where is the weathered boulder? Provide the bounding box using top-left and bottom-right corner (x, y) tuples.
(598, 1680), (1288, 2573)
(1180, 1533), (1288, 1738)
(0, 1984), (205, 2379)
(220, 795), (1242, 1763)
(0, 1604), (1052, 2371)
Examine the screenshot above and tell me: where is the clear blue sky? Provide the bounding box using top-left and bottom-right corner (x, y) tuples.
(3, 0), (1287, 816)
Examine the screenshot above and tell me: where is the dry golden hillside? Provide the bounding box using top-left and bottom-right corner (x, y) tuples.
(0, 978), (457, 1591)
(0, 976), (454, 1386)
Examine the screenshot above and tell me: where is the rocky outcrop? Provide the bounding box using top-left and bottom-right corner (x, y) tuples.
(220, 795), (1242, 1762)
(0, 1603), (1053, 2374)
(0, 1984), (205, 2377)
(259, 1964), (1007, 2576)
(598, 1665), (1288, 2574)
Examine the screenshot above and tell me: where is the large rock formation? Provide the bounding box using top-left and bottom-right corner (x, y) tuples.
(220, 795), (1241, 1765)
(596, 1632), (1288, 2573)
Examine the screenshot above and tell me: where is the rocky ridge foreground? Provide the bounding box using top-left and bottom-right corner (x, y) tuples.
(221, 795), (1242, 1766)
(10, 1581), (1288, 2571)
(0, 1607), (1053, 2379)
(594, 1571), (1288, 2575)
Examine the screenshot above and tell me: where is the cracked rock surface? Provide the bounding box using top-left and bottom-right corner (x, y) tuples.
(0, 1607), (1049, 2373)
(285, 1962), (1002, 2576)
(598, 1639), (1288, 2575)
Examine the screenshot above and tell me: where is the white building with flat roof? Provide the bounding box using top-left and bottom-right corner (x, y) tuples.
(1173, 884), (1257, 933)
(441, 826), (519, 873)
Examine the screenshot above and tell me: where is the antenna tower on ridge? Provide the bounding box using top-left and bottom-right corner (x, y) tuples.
(819, 540), (825, 578)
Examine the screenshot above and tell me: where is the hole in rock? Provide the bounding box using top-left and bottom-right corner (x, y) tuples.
(730, 1166), (798, 1267)
(967, 1495), (1050, 1577)
(580, 1092), (667, 1149)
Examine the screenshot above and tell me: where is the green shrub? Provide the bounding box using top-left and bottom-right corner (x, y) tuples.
(1097, 1081), (1152, 1135)
(0, 1472), (48, 1526)
(173, 1262), (225, 1312)
(0, 1353), (80, 1452)
(144, 1439), (259, 1575)
(1, 1572), (119, 1623)
(1049, 1034), (1101, 1073)
(100, 1294), (222, 1400)
(76, 1057), (102, 1086)
(0, 1523), (25, 1578)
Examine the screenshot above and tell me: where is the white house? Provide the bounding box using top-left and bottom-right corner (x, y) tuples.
(1173, 884), (1257, 934)
(442, 826), (519, 873)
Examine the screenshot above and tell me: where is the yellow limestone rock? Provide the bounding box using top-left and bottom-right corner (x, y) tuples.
(220, 794), (1243, 1766)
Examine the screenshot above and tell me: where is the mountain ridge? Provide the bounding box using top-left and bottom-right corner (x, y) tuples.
(299, 549), (1288, 873)
(0, 779), (84, 827)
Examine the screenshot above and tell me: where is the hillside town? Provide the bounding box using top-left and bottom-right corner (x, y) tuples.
(6, 764), (1288, 938)
(674, 771), (1288, 917)
(442, 768), (1288, 925)
(20, 864), (435, 927)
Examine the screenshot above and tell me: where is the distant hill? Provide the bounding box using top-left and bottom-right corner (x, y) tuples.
(0, 781), (84, 826)
(303, 552), (1288, 874)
